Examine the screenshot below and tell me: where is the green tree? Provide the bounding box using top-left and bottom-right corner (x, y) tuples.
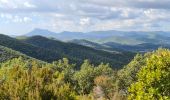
(128, 49), (170, 100)
(74, 60), (95, 94)
(117, 54), (145, 94)
(52, 58), (75, 83)
(74, 60), (114, 95)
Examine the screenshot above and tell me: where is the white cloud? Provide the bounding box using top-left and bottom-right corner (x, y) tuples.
(54, 13), (65, 18)
(80, 17), (90, 26)
(23, 17), (32, 22)
(0, 13), (12, 19)
(0, 13), (33, 24)
(23, 2), (36, 8)
(0, 0), (8, 3)
(91, 19), (137, 31)
(13, 16), (22, 23)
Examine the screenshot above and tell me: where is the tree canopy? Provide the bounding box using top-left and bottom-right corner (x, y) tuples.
(128, 49), (170, 100)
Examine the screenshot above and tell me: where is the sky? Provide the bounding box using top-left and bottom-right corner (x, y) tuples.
(0, 0), (170, 35)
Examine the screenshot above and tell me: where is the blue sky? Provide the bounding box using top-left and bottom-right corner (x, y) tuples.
(0, 0), (170, 35)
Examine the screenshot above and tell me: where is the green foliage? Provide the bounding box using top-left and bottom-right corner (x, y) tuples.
(128, 49), (170, 100)
(74, 60), (95, 94)
(117, 54), (146, 94)
(52, 58), (76, 87)
(0, 58), (76, 100)
(0, 56), (116, 100)
(74, 60), (114, 94)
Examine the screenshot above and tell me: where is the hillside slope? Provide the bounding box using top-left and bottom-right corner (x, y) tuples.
(70, 39), (121, 53)
(104, 42), (170, 52)
(0, 45), (30, 62)
(0, 34), (135, 68)
(0, 34), (65, 62)
(21, 36), (135, 68)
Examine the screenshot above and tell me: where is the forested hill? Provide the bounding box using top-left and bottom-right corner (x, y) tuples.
(21, 36), (135, 68)
(69, 39), (120, 53)
(0, 34), (64, 62)
(0, 45), (29, 62)
(0, 34), (135, 69)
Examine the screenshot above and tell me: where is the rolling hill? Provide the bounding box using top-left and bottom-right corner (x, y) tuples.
(69, 39), (170, 53)
(21, 36), (135, 68)
(104, 42), (165, 52)
(0, 34), (64, 62)
(0, 45), (30, 62)
(69, 39), (120, 53)
(0, 34), (135, 69)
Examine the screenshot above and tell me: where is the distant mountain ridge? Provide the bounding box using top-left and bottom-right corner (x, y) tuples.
(25, 28), (57, 37)
(23, 29), (170, 45)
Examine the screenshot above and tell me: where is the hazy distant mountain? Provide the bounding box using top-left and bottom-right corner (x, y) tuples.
(104, 42), (166, 52)
(25, 29), (128, 41)
(25, 28), (57, 37)
(24, 29), (170, 45)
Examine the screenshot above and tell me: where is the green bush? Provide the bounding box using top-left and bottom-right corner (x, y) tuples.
(128, 49), (170, 100)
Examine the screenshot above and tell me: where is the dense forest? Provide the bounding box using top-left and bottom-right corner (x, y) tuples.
(0, 34), (135, 69)
(0, 48), (169, 100)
